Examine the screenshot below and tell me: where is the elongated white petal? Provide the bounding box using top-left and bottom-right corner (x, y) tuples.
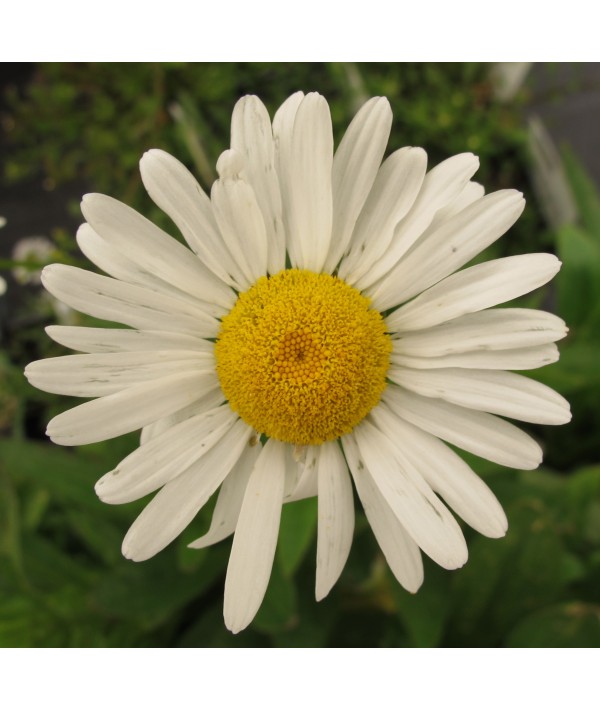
(285, 93), (333, 271)
(384, 385), (543, 469)
(339, 147), (427, 284)
(370, 189), (526, 310)
(370, 405), (507, 538)
(139, 386), (224, 444)
(188, 443), (262, 549)
(139, 149), (244, 289)
(211, 177), (268, 288)
(96, 405), (237, 504)
(353, 420), (468, 569)
(81, 193), (234, 309)
(122, 418), (252, 561)
(224, 438), (287, 634)
(427, 180), (485, 228)
(273, 91), (304, 267)
(316, 441), (355, 601)
(387, 254), (562, 332)
(42, 264), (219, 337)
(356, 153), (480, 290)
(45, 325), (214, 355)
(342, 434), (423, 592)
(391, 308), (568, 355)
(46, 370), (216, 446)
(231, 95), (286, 274)
(389, 367), (571, 425)
(25, 350), (212, 397)
(76, 224), (224, 318)
(391, 343), (559, 371)
(324, 97), (393, 272)
(77, 223), (150, 284)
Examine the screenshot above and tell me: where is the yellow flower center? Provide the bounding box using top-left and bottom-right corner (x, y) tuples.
(215, 269), (391, 445)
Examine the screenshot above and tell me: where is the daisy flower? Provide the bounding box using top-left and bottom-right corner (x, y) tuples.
(25, 92), (571, 633)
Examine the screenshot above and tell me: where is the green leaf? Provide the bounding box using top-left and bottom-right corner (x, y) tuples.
(391, 565), (451, 647)
(252, 558), (298, 635)
(532, 342), (600, 394)
(564, 465), (600, 544)
(64, 509), (124, 566)
(22, 533), (96, 589)
(0, 468), (23, 566)
(450, 498), (571, 645)
(178, 601), (267, 647)
(0, 596), (53, 647)
(91, 546), (228, 630)
(271, 592), (338, 647)
(277, 497), (318, 577)
(506, 602), (600, 647)
(562, 147), (600, 237)
(0, 439), (109, 513)
(556, 223), (600, 330)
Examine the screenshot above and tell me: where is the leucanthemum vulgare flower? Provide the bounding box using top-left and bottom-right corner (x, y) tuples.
(25, 92), (571, 633)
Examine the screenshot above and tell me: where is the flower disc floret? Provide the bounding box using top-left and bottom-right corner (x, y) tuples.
(215, 269), (392, 444)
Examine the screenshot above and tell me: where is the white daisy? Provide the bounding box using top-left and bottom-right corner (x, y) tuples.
(25, 92), (571, 634)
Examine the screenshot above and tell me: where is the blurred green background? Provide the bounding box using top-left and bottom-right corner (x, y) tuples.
(0, 62), (599, 647)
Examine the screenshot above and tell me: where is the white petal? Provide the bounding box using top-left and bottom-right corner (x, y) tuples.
(285, 93), (333, 271)
(324, 97), (393, 273)
(353, 420), (468, 570)
(46, 370), (216, 446)
(81, 193), (234, 310)
(284, 445), (319, 502)
(315, 441), (355, 601)
(210, 177), (269, 288)
(339, 147), (427, 284)
(386, 254), (562, 333)
(282, 444), (302, 501)
(45, 325), (214, 355)
(96, 405), (237, 504)
(391, 343), (560, 371)
(389, 367), (571, 425)
(188, 442), (262, 549)
(25, 350), (213, 397)
(272, 91), (304, 267)
(370, 189), (526, 310)
(42, 264), (219, 337)
(139, 386), (224, 444)
(356, 152), (480, 290)
(139, 149), (244, 289)
(384, 385), (543, 470)
(428, 180), (485, 228)
(341, 433), (423, 592)
(369, 405), (507, 538)
(76, 224), (225, 319)
(216, 148), (246, 179)
(224, 438), (287, 634)
(231, 95), (286, 274)
(391, 308), (568, 355)
(77, 223), (149, 283)
(122, 418), (252, 561)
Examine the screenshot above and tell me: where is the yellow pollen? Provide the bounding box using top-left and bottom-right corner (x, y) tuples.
(215, 269), (392, 445)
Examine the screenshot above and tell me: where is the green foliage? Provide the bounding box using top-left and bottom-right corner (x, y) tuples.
(532, 150), (600, 470)
(277, 498), (318, 577)
(1, 63), (598, 648)
(506, 603), (600, 647)
(2, 63), (533, 244)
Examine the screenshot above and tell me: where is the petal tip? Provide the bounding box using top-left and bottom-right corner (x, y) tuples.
(315, 580), (333, 602)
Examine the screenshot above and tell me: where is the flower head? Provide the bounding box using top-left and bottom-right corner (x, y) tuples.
(25, 92), (571, 633)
